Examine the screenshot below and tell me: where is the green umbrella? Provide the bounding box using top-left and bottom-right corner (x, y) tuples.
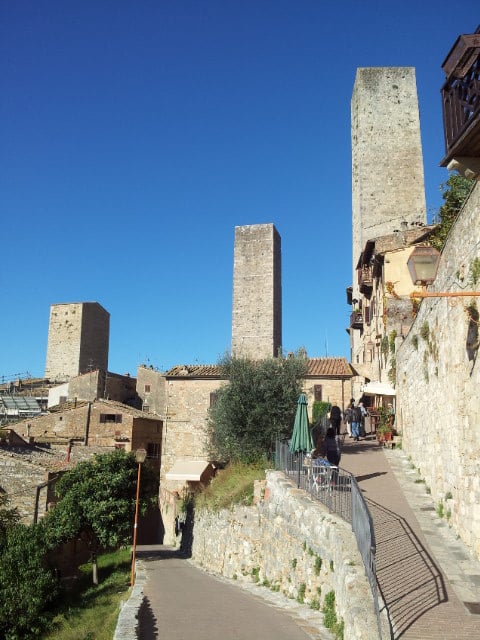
(289, 393), (313, 453)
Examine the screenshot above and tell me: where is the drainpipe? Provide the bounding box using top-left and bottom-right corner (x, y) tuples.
(84, 402), (92, 446)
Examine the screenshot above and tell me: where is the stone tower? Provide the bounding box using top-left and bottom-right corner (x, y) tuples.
(351, 67), (427, 290)
(232, 224), (282, 360)
(45, 302), (110, 381)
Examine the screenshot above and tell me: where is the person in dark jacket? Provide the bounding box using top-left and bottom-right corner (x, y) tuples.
(319, 427), (341, 466)
(329, 404), (342, 436)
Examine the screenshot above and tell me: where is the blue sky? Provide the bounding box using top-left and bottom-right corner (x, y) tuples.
(1, 1), (477, 380)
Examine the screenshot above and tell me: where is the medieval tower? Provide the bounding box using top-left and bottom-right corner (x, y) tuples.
(45, 302), (110, 381)
(231, 223), (282, 360)
(351, 66), (427, 293)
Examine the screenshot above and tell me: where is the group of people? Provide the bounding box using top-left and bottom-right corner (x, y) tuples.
(328, 399), (367, 441)
(311, 399), (395, 470)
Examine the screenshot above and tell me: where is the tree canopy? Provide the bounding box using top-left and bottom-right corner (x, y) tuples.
(44, 449), (158, 583)
(0, 523), (59, 640)
(208, 354), (308, 463)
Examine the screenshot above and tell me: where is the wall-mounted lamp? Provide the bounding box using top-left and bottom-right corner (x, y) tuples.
(408, 246), (480, 299)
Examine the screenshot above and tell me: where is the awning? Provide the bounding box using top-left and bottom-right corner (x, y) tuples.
(165, 460), (213, 481)
(362, 381), (396, 396)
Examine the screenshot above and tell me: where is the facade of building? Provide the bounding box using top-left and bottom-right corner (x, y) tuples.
(47, 369), (139, 408)
(45, 302), (110, 382)
(11, 398), (162, 460)
(349, 67), (428, 402)
(231, 224), (282, 360)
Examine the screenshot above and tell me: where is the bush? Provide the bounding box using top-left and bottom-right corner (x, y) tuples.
(0, 524), (59, 639)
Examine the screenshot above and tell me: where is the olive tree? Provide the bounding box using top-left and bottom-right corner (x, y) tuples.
(209, 353), (308, 463)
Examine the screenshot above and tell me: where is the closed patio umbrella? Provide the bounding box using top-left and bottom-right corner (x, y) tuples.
(289, 394), (313, 487)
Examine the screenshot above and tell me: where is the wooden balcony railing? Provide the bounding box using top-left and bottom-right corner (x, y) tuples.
(441, 30), (480, 164)
(350, 311), (363, 330)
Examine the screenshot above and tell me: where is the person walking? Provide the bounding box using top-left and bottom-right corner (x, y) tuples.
(329, 404), (342, 436)
(317, 427), (341, 466)
(344, 399), (354, 437)
(351, 402), (363, 441)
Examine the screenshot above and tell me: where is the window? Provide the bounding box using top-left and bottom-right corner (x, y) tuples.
(144, 384), (151, 393)
(143, 404), (150, 413)
(147, 442), (160, 458)
(210, 392), (218, 407)
(100, 413), (122, 424)
(314, 385), (322, 401)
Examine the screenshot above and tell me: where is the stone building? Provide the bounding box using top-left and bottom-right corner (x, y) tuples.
(302, 357), (354, 419)
(11, 398), (162, 460)
(45, 302), (110, 382)
(349, 67), (428, 402)
(231, 224), (282, 359)
(47, 369), (139, 408)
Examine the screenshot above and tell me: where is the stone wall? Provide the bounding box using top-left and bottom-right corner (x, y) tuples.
(232, 224), (282, 360)
(190, 471), (387, 640)
(0, 444), (107, 523)
(351, 67), (426, 285)
(396, 182), (480, 560)
(45, 302), (109, 381)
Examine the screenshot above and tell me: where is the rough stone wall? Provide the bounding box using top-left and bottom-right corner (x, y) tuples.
(45, 302), (109, 381)
(136, 367), (167, 415)
(13, 401), (162, 451)
(351, 67), (427, 287)
(0, 444), (107, 523)
(303, 378), (351, 418)
(396, 182), (480, 559)
(190, 471), (386, 640)
(162, 377), (225, 479)
(79, 303), (109, 375)
(232, 224), (282, 360)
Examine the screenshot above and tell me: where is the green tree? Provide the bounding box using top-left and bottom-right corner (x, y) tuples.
(0, 523), (59, 640)
(209, 353), (308, 463)
(0, 493), (20, 545)
(430, 173), (474, 251)
(44, 449), (158, 584)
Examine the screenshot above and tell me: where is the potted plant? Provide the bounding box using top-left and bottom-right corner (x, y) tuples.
(376, 406), (394, 444)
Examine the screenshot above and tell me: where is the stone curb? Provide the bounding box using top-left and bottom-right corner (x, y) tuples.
(113, 561), (146, 640)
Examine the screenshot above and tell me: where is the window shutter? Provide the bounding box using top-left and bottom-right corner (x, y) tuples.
(314, 385), (322, 401)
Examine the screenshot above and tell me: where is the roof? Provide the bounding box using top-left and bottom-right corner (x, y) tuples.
(305, 358), (354, 378)
(165, 365), (223, 378)
(165, 460), (214, 481)
(356, 226), (437, 268)
(166, 358), (353, 379)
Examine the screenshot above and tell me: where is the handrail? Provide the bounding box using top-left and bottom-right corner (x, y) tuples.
(275, 439), (382, 639)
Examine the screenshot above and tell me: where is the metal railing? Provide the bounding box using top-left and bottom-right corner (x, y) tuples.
(275, 440), (383, 639)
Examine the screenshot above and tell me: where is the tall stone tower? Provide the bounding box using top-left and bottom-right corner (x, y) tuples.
(351, 67), (427, 289)
(232, 224), (282, 360)
(45, 302), (110, 381)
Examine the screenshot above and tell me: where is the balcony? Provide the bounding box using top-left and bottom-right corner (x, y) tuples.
(350, 311), (363, 330)
(359, 266), (373, 294)
(441, 28), (480, 168)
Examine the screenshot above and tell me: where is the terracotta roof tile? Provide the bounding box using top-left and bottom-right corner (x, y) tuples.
(165, 365), (223, 378)
(306, 357), (354, 377)
(165, 360), (353, 379)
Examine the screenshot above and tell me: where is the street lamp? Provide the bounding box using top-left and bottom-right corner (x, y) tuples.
(407, 246), (480, 298)
(130, 447), (147, 587)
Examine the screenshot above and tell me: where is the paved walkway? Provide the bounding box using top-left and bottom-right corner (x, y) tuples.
(134, 547), (331, 640)
(339, 434), (480, 639)
(118, 436), (480, 640)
